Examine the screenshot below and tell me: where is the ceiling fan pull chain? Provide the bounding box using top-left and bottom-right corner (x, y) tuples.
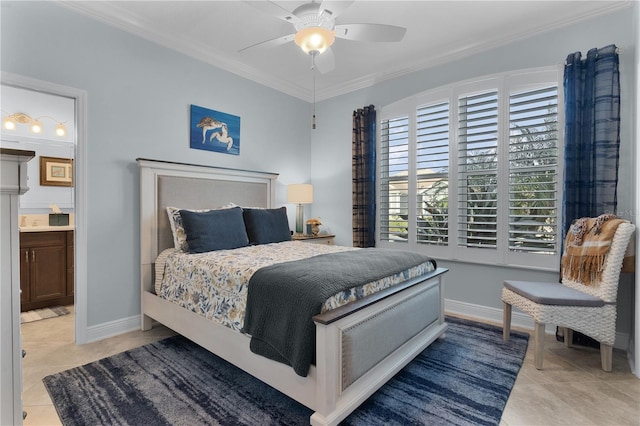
(312, 54), (317, 130)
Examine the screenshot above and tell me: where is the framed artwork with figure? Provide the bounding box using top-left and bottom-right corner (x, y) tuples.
(190, 104), (240, 156)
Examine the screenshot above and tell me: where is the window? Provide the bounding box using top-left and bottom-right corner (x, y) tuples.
(457, 91), (499, 250)
(380, 116), (409, 242)
(508, 86), (559, 256)
(379, 68), (562, 269)
(417, 101), (449, 246)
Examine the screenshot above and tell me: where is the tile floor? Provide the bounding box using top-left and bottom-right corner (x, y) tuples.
(21, 307), (640, 425)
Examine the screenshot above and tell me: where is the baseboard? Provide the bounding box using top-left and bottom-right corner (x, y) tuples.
(85, 314), (141, 343)
(84, 301), (629, 352)
(444, 299), (630, 351)
(626, 336), (638, 377)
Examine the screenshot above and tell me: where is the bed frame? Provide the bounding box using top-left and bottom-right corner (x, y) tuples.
(138, 158), (448, 426)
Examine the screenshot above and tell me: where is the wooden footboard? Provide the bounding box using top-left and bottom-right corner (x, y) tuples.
(311, 268), (447, 425)
(141, 267), (447, 426)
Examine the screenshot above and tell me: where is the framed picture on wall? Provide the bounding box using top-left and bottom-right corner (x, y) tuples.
(40, 156), (73, 187)
(189, 104), (240, 156)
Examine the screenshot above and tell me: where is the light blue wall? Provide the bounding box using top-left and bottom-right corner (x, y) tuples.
(1, 1), (311, 326)
(1, 2), (637, 338)
(310, 7), (637, 329)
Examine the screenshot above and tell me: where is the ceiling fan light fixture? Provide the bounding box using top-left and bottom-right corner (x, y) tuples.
(294, 27), (335, 55)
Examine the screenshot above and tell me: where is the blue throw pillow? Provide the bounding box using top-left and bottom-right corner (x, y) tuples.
(243, 207), (292, 244)
(180, 206), (249, 253)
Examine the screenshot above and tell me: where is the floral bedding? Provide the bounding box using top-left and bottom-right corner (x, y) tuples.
(154, 241), (435, 332)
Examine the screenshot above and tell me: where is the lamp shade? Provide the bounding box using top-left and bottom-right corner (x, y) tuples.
(55, 123), (67, 137)
(2, 116), (16, 130)
(30, 119), (43, 134)
(287, 184), (313, 204)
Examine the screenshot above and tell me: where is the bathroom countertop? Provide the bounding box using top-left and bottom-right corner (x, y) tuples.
(19, 225), (74, 232)
(19, 213), (75, 232)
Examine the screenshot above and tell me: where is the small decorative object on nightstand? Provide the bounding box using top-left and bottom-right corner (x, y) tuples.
(292, 233), (335, 245)
(306, 218), (321, 236)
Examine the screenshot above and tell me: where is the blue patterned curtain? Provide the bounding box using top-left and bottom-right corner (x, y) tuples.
(560, 45), (620, 347)
(352, 105), (376, 248)
(562, 44), (620, 238)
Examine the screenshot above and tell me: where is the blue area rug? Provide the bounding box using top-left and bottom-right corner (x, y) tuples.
(43, 317), (528, 425)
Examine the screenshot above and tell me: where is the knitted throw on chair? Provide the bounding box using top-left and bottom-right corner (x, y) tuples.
(561, 214), (624, 286)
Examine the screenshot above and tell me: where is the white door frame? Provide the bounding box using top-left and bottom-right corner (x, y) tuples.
(1, 71), (89, 344)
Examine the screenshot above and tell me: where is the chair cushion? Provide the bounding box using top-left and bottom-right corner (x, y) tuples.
(503, 280), (605, 307)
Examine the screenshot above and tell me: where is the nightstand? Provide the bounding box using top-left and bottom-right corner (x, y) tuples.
(292, 234), (335, 245)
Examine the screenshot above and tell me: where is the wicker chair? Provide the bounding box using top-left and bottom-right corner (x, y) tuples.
(502, 220), (635, 372)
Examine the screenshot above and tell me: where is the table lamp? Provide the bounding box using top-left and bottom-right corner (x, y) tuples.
(287, 184), (313, 235)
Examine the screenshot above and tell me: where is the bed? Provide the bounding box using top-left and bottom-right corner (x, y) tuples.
(138, 158), (448, 426)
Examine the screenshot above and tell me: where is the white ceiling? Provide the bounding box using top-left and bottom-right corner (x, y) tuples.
(58, 1), (631, 102)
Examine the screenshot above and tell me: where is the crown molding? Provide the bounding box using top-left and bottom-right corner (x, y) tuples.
(317, 0), (632, 101)
(56, 1), (312, 101)
(57, 0), (632, 104)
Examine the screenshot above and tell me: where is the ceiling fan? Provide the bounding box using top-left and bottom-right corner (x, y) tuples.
(240, 1), (407, 73)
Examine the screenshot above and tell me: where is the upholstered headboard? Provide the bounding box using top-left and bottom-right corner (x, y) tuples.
(156, 175), (271, 252)
(137, 158), (278, 293)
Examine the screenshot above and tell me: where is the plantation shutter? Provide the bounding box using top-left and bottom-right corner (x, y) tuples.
(378, 68), (561, 269)
(380, 116), (410, 243)
(457, 91), (499, 249)
(416, 101), (449, 245)
(508, 86), (559, 254)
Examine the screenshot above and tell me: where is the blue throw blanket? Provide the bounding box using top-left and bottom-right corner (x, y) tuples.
(241, 248), (436, 376)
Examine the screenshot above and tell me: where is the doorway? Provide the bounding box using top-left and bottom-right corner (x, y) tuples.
(2, 71), (88, 344)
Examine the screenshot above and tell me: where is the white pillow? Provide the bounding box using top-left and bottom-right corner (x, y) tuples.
(166, 203), (236, 252)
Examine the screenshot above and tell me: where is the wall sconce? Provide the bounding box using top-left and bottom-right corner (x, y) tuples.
(287, 184), (313, 235)
(2, 112), (67, 137)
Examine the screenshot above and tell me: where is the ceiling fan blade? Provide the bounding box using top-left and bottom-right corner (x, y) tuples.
(244, 1), (300, 25)
(318, 1), (354, 19)
(334, 23), (407, 42)
(314, 48), (335, 74)
(238, 33), (296, 53)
